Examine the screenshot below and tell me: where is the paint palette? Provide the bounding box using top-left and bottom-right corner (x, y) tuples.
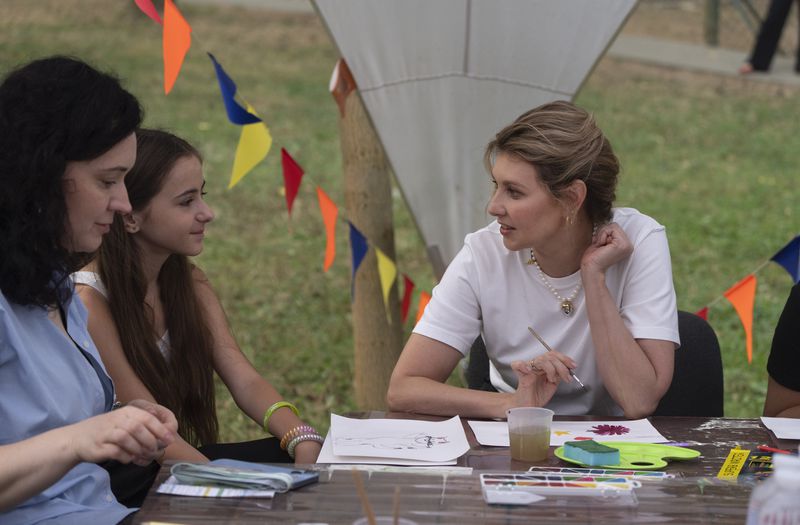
(480, 472), (639, 506)
(554, 442), (701, 470)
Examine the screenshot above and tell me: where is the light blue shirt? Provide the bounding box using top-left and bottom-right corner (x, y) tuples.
(0, 288), (133, 524)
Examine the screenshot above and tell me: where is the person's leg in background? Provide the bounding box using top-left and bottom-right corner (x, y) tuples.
(741, 0), (795, 73)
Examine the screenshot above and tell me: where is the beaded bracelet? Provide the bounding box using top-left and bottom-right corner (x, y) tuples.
(286, 433), (325, 460)
(262, 401), (299, 435)
(280, 424), (317, 450)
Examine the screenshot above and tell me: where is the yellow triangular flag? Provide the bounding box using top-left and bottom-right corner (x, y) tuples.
(229, 105), (271, 189)
(375, 248), (397, 324)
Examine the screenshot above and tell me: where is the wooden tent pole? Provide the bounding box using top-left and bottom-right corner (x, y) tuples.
(331, 59), (403, 410)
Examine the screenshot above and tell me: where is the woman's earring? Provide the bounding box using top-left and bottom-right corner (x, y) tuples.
(123, 214), (139, 233)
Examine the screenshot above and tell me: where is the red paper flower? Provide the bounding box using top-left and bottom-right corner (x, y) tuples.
(589, 424), (630, 436)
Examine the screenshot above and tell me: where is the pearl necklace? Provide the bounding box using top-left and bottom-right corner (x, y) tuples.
(527, 224), (597, 316)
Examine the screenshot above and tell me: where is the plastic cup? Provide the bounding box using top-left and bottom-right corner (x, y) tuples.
(507, 407), (554, 462)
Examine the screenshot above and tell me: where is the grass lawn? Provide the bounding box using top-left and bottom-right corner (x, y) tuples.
(2, 0), (797, 442)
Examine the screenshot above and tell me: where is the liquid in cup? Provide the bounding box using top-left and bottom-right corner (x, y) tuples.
(507, 407), (554, 462)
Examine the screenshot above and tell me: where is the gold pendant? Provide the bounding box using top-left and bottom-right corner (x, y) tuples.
(561, 300), (574, 316)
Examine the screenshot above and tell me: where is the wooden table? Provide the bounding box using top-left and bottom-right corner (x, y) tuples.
(134, 415), (797, 524)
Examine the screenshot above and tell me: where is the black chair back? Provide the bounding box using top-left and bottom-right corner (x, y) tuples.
(654, 310), (724, 416)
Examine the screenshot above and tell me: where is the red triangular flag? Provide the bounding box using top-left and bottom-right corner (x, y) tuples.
(281, 148), (304, 216)
(400, 274), (415, 323)
(134, 0), (162, 24)
(695, 307), (708, 321)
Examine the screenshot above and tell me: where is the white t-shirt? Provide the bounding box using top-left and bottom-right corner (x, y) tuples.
(413, 208), (680, 416)
(71, 271), (171, 358)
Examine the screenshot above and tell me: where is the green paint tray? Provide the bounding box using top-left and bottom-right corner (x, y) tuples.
(554, 442), (701, 470)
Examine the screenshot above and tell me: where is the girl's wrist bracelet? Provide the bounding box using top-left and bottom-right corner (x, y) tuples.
(262, 401), (299, 435)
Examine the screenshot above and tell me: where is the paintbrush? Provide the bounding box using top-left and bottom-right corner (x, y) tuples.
(351, 468), (376, 525)
(527, 326), (587, 391)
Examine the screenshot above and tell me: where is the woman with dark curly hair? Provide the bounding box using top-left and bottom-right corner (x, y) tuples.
(0, 56), (177, 524)
(388, 101), (679, 420)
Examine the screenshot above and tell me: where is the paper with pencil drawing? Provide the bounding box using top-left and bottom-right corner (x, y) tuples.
(468, 418), (667, 447)
(319, 414), (469, 464)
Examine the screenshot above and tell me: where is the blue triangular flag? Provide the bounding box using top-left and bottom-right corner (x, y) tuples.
(348, 222), (369, 299)
(208, 53), (262, 125)
(771, 235), (800, 283)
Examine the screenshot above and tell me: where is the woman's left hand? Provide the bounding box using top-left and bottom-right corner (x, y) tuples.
(580, 222), (633, 275)
(293, 440), (322, 464)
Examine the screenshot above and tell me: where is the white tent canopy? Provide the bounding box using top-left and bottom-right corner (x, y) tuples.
(314, 0), (636, 274)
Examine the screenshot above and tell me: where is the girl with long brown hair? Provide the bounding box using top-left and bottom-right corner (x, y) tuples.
(75, 129), (322, 465)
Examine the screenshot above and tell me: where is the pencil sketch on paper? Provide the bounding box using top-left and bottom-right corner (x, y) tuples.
(334, 433), (450, 450)
(329, 414), (470, 462)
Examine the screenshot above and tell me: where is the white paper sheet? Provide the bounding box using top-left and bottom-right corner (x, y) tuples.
(467, 420), (510, 446)
(761, 416), (800, 440)
(321, 414), (470, 464)
(317, 431), (459, 465)
(468, 418), (667, 447)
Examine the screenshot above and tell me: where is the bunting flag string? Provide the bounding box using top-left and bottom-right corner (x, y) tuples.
(162, 0), (191, 94)
(695, 234), (798, 364)
(138, 1), (800, 345)
(134, 0), (431, 326)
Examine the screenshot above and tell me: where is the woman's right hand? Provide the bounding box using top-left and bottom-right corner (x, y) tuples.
(509, 350), (577, 409)
(70, 402), (177, 466)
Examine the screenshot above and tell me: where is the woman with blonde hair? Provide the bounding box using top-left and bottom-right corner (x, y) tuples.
(388, 100), (679, 419)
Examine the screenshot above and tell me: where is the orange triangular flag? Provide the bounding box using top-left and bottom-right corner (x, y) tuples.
(316, 186), (338, 272)
(723, 274), (757, 364)
(415, 291), (431, 325)
(163, 0), (191, 94)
